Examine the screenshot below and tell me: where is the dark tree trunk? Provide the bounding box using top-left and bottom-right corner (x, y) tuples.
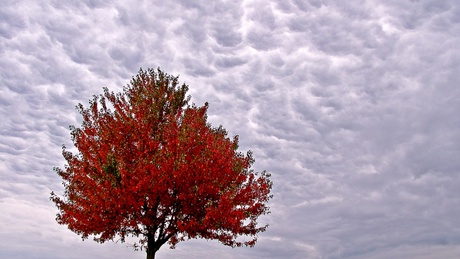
(146, 232), (158, 259)
(146, 231), (167, 259)
(146, 228), (174, 259)
(146, 248), (156, 259)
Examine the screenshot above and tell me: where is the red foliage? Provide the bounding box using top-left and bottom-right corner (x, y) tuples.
(51, 68), (272, 258)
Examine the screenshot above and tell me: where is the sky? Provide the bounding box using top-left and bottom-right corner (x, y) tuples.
(1, 0), (460, 258)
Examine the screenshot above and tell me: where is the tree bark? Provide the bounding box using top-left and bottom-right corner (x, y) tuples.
(146, 248), (156, 259)
(146, 229), (174, 259)
(146, 232), (157, 259)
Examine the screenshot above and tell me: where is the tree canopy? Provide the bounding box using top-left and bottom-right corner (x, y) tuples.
(51, 68), (272, 259)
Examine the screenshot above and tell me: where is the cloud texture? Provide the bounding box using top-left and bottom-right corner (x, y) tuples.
(1, 0), (460, 258)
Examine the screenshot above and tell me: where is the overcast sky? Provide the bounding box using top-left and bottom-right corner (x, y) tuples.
(2, 0), (460, 258)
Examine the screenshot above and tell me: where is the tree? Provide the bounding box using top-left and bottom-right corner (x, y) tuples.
(51, 68), (272, 259)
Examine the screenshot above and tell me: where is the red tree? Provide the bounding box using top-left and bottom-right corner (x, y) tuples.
(51, 68), (272, 259)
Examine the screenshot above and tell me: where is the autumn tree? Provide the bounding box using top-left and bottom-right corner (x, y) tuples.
(51, 68), (272, 259)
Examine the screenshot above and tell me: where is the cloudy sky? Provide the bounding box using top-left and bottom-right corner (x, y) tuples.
(2, 0), (460, 258)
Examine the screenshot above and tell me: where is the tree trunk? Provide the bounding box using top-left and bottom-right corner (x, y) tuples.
(146, 232), (157, 259)
(146, 230), (172, 259)
(146, 248), (156, 259)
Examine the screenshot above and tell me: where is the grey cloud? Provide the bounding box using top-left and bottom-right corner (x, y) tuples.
(182, 56), (216, 77)
(0, 8), (26, 39)
(211, 23), (243, 48)
(243, 3), (281, 50)
(108, 44), (145, 73)
(2, 0), (460, 258)
(214, 55), (247, 69)
(210, 2), (244, 48)
(246, 28), (280, 50)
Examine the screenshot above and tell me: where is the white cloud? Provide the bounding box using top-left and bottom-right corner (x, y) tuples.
(1, 0), (460, 258)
